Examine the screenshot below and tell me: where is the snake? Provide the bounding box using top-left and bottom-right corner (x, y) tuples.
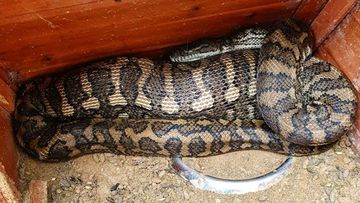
(14, 19), (357, 162)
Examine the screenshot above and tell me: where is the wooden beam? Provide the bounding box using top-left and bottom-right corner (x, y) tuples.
(0, 108), (18, 184)
(0, 78), (15, 113)
(293, 0), (328, 24)
(311, 0), (357, 46)
(0, 0), (302, 81)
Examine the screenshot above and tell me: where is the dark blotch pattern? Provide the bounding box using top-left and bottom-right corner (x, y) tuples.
(164, 137), (182, 156)
(139, 137), (161, 153)
(188, 137), (206, 156)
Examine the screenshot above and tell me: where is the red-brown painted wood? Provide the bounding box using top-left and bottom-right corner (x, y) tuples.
(0, 0), (302, 81)
(0, 108), (18, 184)
(317, 5), (360, 97)
(0, 78), (15, 113)
(311, 0), (357, 46)
(293, 0), (329, 24)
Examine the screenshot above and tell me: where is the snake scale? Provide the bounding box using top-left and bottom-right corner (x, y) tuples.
(14, 19), (357, 161)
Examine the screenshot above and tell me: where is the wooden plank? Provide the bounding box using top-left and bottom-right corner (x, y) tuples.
(316, 46), (340, 68)
(0, 78), (15, 113)
(0, 66), (19, 91)
(293, 0), (329, 24)
(0, 0), (302, 81)
(0, 108), (18, 184)
(0, 0), (97, 19)
(311, 0), (357, 46)
(317, 6), (360, 86)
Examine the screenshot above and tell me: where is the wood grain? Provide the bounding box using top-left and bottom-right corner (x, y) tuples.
(293, 0), (328, 24)
(0, 0), (302, 81)
(317, 5), (360, 90)
(0, 108), (18, 183)
(0, 78), (15, 113)
(311, 0), (357, 46)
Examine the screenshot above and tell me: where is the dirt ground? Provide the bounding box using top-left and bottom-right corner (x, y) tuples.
(18, 135), (360, 203)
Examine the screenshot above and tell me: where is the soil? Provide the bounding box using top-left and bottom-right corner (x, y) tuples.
(18, 136), (360, 203)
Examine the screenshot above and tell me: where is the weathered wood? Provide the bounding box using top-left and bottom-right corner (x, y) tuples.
(0, 0), (302, 81)
(293, 0), (328, 24)
(317, 5), (360, 92)
(311, 0), (357, 46)
(0, 78), (15, 113)
(0, 108), (18, 183)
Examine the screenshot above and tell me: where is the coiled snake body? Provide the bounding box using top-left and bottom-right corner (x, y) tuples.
(14, 19), (357, 161)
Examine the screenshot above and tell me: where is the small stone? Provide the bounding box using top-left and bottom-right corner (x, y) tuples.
(324, 187), (332, 196)
(183, 191), (189, 200)
(85, 185), (92, 190)
(51, 178), (56, 181)
(344, 137), (352, 147)
(56, 189), (62, 194)
(302, 159), (309, 169)
(258, 195), (268, 202)
(338, 139), (346, 148)
(329, 190), (336, 203)
(306, 165), (317, 173)
(305, 158), (323, 173)
(69, 176), (82, 184)
(111, 190), (118, 196)
(338, 197), (349, 203)
(111, 183), (120, 191)
(106, 197), (115, 203)
(215, 198), (221, 203)
(335, 151), (343, 155)
(158, 171), (166, 178)
(159, 197), (166, 201)
(312, 175), (319, 180)
(343, 157), (351, 164)
(59, 179), (71, 188)
(324, 155), (336, 164)
(93, 154), (99, 162)
(109, 158), (117, 163)
(80, 189), (88, 195)
(232, 198), (242, 203)
(113, 194), (122, 203)
(153, 178), (161, 184)
(99, 154), (106, 162)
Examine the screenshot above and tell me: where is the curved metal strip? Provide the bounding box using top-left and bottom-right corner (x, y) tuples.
(171, 156), (293, 194)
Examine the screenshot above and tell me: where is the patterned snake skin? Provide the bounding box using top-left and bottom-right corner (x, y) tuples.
(14, 19), (357, 161)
